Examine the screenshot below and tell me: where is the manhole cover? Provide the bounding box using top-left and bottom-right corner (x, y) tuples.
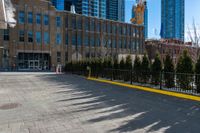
(0, 103), (21, 110)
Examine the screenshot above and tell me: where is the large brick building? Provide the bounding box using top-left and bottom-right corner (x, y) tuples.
(0, 0), (144, 71)
(145, 39), (200, 64)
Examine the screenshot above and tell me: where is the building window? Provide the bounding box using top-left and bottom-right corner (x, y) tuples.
(90, 34), (94, 46)
(3, 29), (9, 41)
(77, 32), (82, 46)
(129, 39), (131, 49)
(119, 38), (122, 48)
(56, 16), (61, 27)
(90, 19), (95, 31)
(103, 22), (106, 32)
(77, 17), (82, 29)
(72, 32), (76, 45)
(107, 23), (111, 33)
(57, 52), (61, 63)
(112, 24), (116, 35)
(65, 31), (68, 45)
(19, 30), (24, 42)
(19, 11), (25, 24)
(127, 26), (131, 36)
(96, 21), (100, 32)
(72, 16), (76, 29)
(123, 38), (126, 49)
(36, 14), (41, 24)
(84, 19), (89, 31)
(123, 26), (126, 35)
(44, 15), (49, 25)
(112, 38), (116, 48)
(107, 38), (111, 48)
(84, 33), (88, 46)
(36, 32), (41, 44)
(56, 33), (61, 44)
(28, 12), (33, 24)
(96, 34), (100, 47)
(65, 15), (68, 28)
(44, 32), (49, 45)
(28, 31), (33, 43)
(118, 25), (122, 35)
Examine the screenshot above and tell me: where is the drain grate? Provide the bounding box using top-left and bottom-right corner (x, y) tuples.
(0, 103), (21, 110)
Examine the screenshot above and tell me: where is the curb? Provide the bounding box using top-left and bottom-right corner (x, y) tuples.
(88, 77), (200, 102)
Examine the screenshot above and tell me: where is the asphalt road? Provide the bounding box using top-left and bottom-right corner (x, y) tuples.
(0, 72), (200, 133)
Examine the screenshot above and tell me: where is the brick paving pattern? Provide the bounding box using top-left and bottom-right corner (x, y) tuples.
(0, 72), (200, 133)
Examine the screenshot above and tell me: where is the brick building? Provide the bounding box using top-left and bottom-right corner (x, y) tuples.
(0, 0), (144, 71)
(145, 39), (200, 64)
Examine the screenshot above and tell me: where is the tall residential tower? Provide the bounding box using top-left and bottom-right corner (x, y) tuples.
(106, 0), (125, 22)
(161, 0), (185, 41)
(51, 0), (106, 19)
(51, 0), (65, 10)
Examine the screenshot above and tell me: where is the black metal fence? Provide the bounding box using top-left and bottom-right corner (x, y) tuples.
(66, 68), (200, 96)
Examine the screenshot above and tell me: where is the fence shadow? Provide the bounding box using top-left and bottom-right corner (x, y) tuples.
(36, 74), (200, 133)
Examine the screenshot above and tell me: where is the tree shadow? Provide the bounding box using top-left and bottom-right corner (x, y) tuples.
(36, 74), (200, 133)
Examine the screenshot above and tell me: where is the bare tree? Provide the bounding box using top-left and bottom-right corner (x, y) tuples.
(187, 19), (200, 47)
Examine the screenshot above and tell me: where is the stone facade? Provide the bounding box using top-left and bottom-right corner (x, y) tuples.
(0, 0), (144, 70)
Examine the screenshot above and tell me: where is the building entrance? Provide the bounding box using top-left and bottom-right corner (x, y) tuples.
(18, 53), (50, 70)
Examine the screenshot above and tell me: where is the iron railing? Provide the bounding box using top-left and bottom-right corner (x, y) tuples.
(65, 68), (200, 96)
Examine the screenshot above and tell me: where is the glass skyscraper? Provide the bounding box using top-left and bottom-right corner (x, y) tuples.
(75, 0), (106, 19)
(106, 0), (125, 22)
(51, 0), (106, 19)
(51, 0), (65, 10)
(161, 0), (185, 41)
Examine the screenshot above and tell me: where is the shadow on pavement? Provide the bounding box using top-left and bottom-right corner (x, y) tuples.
(36, 74), (200, 133)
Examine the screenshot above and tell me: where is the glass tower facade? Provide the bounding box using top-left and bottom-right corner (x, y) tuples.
(52, 0), (106, 19)
(51, 0), (65, 10)
(161, 0), (185, 41)
(106, 0), (125, 22)
(144, 1), (148, 39)
(75, 0), (106, 19)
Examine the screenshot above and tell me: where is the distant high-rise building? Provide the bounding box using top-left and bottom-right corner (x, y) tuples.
(132, 0), (148, 39)
(76, 0), (99, 18)
(161, 0), (185, 41)
(144, 1), (148, 39)
(51, 0), (65, 10)
(106, 0), (125, 22)
(64, 0), (74, 11)
(51, 0), (106, 19)
(75, 0), (106, 19)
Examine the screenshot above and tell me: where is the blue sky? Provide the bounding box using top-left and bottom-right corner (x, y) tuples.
(125, 0), (200, 40)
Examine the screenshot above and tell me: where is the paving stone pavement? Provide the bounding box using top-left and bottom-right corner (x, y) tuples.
(0, 72), (200, 133)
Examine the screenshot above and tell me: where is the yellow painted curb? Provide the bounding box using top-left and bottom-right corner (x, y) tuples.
(88, 77), (200, 102)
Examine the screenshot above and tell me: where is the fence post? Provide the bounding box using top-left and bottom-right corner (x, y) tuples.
(111, 69), (113, 81)
(87, 66), (91, 78)
(131, 70), (133, 84)
(160, 71), (162, 90)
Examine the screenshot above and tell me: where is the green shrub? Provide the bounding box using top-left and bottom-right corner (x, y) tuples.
(163, 54), (175, 88)
(176, 50), (194, 90)
(141, 53), (150, 83)
(133, 55), (141, 82)
(151, 53), (162, 85)
(195, 55), (200, 93)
